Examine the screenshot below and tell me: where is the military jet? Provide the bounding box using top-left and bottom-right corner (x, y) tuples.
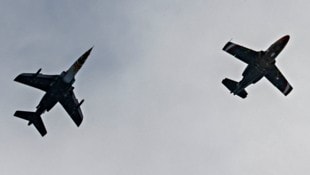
(14, 47), (93, 136)
(222, 35), (293, 98)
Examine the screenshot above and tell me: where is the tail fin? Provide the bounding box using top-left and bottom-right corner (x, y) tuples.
(222, 78), (247, 98)
(14, 111), (47, 137)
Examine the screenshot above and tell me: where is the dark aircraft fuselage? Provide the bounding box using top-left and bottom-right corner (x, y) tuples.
(36, 73), (75, 114)
(232, 35), (290, 95)
(35, 49), (90, 115)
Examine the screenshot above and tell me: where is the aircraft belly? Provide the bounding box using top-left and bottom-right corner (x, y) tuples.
(243, 65), (264, 77)
(241, 65), (264, 86)
(36, 78), (73, 112)
(37, 90), (60, 111)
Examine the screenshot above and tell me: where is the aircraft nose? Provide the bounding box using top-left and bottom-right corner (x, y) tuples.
(80, 47), (93, 61)
(85, 47), (93, 56)
(280, 35), (290, 43)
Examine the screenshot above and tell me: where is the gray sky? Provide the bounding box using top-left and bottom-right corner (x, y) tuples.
(1, 0), (310, 174)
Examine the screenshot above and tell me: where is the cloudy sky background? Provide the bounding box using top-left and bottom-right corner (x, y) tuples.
(1, 0), (310, 174)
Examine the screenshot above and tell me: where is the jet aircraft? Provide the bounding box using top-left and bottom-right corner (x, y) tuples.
(222, 35), (293, 98)
(14, 47), (93, 136)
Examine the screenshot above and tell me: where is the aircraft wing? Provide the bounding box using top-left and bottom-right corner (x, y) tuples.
(59, 90), (83, 127)
(265, 65), (293, 96)
(223, 41), (259, 64)
(14, 73), (58, 91)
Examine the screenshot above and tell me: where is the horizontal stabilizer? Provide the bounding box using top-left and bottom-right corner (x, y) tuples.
(14, 111), (47, 137)
(222, 78), (247, 98)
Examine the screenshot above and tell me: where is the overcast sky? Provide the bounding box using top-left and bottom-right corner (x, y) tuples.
(1, 0), (310, 174)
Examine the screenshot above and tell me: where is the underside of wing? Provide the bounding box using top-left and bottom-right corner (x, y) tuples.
(59, 90), (83, 127)
(14, 73), (58, 91)
(265, 65), (293, 96)
(223, 41), (259, 64)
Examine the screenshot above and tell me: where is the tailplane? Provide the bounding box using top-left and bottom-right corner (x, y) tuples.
(222, 78), (247, 98)
(14, 111), (47, 137)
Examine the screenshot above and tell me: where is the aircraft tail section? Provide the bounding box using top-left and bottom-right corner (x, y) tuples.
(14, 111), (47, 137)
(222, 78), (247, 98)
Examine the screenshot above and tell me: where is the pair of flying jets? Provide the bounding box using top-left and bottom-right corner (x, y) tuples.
(14, 35), (293, 136)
